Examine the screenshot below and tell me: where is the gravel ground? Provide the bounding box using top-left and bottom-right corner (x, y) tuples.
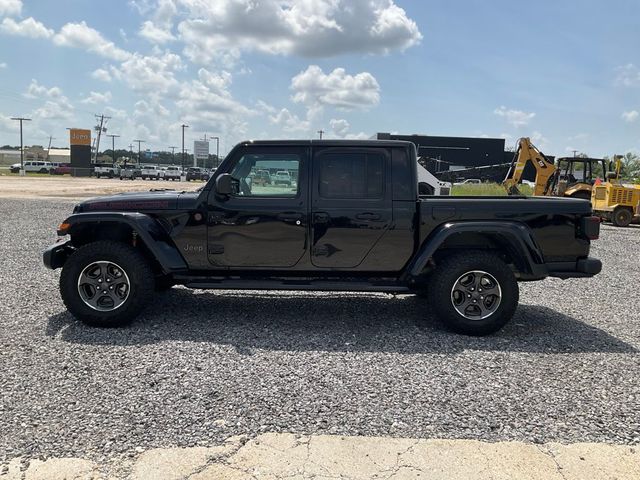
(1, 198), (639, 464)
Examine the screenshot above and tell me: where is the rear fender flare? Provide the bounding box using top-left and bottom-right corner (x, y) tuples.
(404, 221), (547, 281)
(62, 212), (187, 273)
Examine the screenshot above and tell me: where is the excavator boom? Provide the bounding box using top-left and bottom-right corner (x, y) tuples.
(503, 138), (557, 196)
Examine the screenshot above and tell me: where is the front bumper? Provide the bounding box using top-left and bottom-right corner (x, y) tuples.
(43, 240), (75, 270)
(547, 257), (602, 279)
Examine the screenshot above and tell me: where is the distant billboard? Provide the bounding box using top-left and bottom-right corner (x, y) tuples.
(69, 128), (91, 176)
(194, 141), (209, 163)
(70, 129), (91, 146)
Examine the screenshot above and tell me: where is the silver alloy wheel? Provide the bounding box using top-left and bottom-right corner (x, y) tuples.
(450, 270), (502, 320)
(77, 261), (131, 312)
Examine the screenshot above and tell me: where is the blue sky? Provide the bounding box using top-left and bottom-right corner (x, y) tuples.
(0, 0), (638, 157)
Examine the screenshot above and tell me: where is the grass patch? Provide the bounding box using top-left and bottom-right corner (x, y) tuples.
(451, 183), (533, 196)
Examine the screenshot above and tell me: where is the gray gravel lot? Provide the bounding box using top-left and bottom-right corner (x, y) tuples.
(1, 198), (639, 464)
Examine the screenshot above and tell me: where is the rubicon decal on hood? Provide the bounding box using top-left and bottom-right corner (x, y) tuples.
(86, 200), (171, 210)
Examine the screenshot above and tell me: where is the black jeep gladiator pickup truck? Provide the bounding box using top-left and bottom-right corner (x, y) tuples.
(44, 140), (602, 335)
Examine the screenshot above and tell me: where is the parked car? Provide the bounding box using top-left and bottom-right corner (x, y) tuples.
(44, 139), (602, 336)
(10, 161), (53, 173)
(50, 163), (72, 175)
(141, 165), (160, 180)
(251, 169), (272, 186)
(273, 170), (292, 186)
(94, 164), (120, 178)
(454, 178), (482, 186)
(119, 164), (141, 180)
(186, 167), (207, 181)
(162, 166), (182, 181)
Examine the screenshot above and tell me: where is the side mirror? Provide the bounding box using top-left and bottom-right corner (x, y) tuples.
(215, 173), (237, 195)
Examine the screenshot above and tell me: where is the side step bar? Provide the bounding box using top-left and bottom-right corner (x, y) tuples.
(178, 277), (411, 293)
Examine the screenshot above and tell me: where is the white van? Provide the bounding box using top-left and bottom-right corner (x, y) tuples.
(10, 161), (53, 173)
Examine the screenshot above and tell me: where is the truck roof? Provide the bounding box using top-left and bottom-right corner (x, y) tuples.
(238, 139), (415, 148)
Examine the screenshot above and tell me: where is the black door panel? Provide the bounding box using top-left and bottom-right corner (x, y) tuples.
(311, 148), (392, 268)
(207, 146), (308, 268)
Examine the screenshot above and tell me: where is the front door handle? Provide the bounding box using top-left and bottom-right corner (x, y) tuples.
(356, 212), (381, 221)
(277, 212), (303, 222)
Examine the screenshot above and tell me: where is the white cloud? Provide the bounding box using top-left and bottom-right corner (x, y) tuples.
(329, 118), (350, 137)
(269, 108), (310, 133)
(622, 110), (639, 123)
(91, 68), (112, 82)
(53, 21), (132, 61)
(256, 100), (276, 115)
(24, 79), (62, 99)
(494, 106), (536, 128)
(134, 99), (169, 117)
(291, 65), (380, 111)
(0, 17), (54, 39)
(139, 20), (175, 43)
(615, 64), (640, 87)
(530, 131), (548, 148)
(117, 50), (183, 94)
(344, 132), (369, 140)
(0, 0), (22, 16)
(175, 67), (253, 133)
(81, 91), (112, 104)
(0, 112), (19, 133)
(176, 0), (421, 65)
(0, 62), (6, 69)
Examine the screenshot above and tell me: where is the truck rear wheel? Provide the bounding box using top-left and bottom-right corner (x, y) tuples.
(427, 251), (518, 336)
(60, 241), (155, 327)
(612, 207), (633, 227)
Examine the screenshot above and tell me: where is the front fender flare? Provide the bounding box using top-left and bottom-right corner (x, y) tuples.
(60, 212), (188, 273)
(404, 221), (547, 281)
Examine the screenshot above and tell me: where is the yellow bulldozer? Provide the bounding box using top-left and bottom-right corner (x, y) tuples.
(503, 138), (607, 200)
(591, 156), (640, 227)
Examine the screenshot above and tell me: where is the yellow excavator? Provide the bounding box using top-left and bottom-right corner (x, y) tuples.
(503, 138), (607, 199)
(503, 138), (556, 196)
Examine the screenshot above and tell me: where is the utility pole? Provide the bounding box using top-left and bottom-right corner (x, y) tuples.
(168, 146), (177, 165)
(211, 136), (220, 169)
(317, 129), (324, 139)
(572, 150), (578, 158)
(93, 114), (110, 163)
(128, 144), (134, 166)
(10, 117), (31, 175)
(47, 135), (55, 155)
(133, 139), (145, 164)
(181, 124), (189, 175)
(106, 134), (120, 165)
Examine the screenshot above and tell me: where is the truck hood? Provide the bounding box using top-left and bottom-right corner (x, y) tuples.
(75, 189), (200, 213)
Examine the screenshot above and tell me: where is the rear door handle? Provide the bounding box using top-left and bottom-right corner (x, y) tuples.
(356, 212), (381, 220)
(314, 212), (330, 224)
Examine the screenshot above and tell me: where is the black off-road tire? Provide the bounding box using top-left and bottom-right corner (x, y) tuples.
(60, 241), (155, 327)
(427, 251), (519, 336)
(612, 207), (633, 227)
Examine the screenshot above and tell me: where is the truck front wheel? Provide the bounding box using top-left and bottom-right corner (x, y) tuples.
(60, 241), (155, 327)
(427, 252), (518, 336)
